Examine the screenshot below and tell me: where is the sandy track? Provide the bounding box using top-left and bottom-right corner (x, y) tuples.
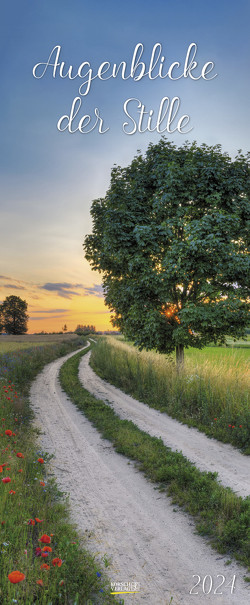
(30, 347), (250, 605)
(79, 352), (250, 499)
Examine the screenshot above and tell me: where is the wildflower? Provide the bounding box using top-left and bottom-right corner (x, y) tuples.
(40, 563), (50, 570)
(0, 467), (3, 473)
(8, 570), (25, 584)
(5, 430), (12, 436)
(239, 425), (243, 428)
(214, 418), (217, 421)
(35, 547), (42, 557)
(59, 580), (64, 586)
(41, 552), (49, 558)
(52, 558), (62, 567)
(35, 518), (43, 523)
(39, 534), (51, 544)
(9, 490), (16, 494)
(18, 469), (23, 473)
(228, 425), (231, 427)
(36, 579), (43, 587)
(28, 519), (35, 526)
(42, 546), (52, 552)
(96, 571), (101, 577)
(2, 477), (11, 483)
(40, 481), (45, 486)
(37, 458), (44, 464)
(16, 453), (24, 459)
(232, 425), (235, 429)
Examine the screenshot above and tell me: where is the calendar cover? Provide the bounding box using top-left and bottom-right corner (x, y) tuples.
(0, 1), (249, 604)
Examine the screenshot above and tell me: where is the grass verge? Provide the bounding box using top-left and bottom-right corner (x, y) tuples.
(0, 340), (119, 604)
(60, 349), (250, 572)
(90, 337), (250, 453)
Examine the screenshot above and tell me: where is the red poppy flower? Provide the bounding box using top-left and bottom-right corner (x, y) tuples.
(35, 518), (43, 523)
(52, 558), (62, 567)
(28, 519), (35, 526)
(39, 534), (51, 544)
(36, 579), (43, 587)
(239, 425), (243, 428)
(9, 490), (15, 494)
(8, 570), (25, 584)
(2, 477), (11, 483)
(41, 552), (49, 558)
(1, 463), (6, 467)
(16, 453), (24, 459)
(40, 481), (45, 486)
(0, 466), (3, 473)
(5, 430), (12, 436)
(18, 469), (23, 473)
(38, 458), (44, 464)
(40, 563), (50, 570)
(35, 547), (42, 557)
(42, 546), (52, 552)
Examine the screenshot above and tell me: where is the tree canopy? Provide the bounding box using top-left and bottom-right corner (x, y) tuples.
(0, 295), (29, 335)
(84, 140), (250, 367)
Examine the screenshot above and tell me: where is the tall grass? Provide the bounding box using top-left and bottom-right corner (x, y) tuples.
(91, 337), (250, 452)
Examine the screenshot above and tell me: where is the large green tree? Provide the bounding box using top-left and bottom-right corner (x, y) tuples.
(84, 140), (250, 368)
(0, 295), (29, 335)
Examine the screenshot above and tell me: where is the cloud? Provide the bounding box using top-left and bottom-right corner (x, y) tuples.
(32, 308), (69, 314)
(1, 284), (26, 290)
(40, 283), (82, 299)
(29, 315), (69, 320)
(83, 284), (104, 298)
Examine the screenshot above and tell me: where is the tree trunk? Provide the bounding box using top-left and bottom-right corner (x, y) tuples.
(176, 344), (184, 372)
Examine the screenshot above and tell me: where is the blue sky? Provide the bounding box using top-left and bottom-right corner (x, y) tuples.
(1, 0), (249, 331)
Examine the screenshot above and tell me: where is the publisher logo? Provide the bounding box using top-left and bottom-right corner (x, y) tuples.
(110, 581), (141, 595)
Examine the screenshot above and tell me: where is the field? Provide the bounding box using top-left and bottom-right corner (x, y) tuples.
(90, 336), (250, 452)
(0, 333), (79, 353)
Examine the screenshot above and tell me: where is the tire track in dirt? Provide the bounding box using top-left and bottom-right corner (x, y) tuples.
(79, 352), (250, 499)
(30, 347), (250, 605)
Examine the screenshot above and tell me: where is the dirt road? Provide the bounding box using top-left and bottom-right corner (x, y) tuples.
(30, 347), (250, 605)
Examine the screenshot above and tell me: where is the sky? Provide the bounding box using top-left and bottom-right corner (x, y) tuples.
(1, 0), (250, 333)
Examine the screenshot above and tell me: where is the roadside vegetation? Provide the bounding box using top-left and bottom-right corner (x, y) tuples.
(90, 336), (250, 453)
(0, 337), (118, 604)
(60, 349), (250, 572)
